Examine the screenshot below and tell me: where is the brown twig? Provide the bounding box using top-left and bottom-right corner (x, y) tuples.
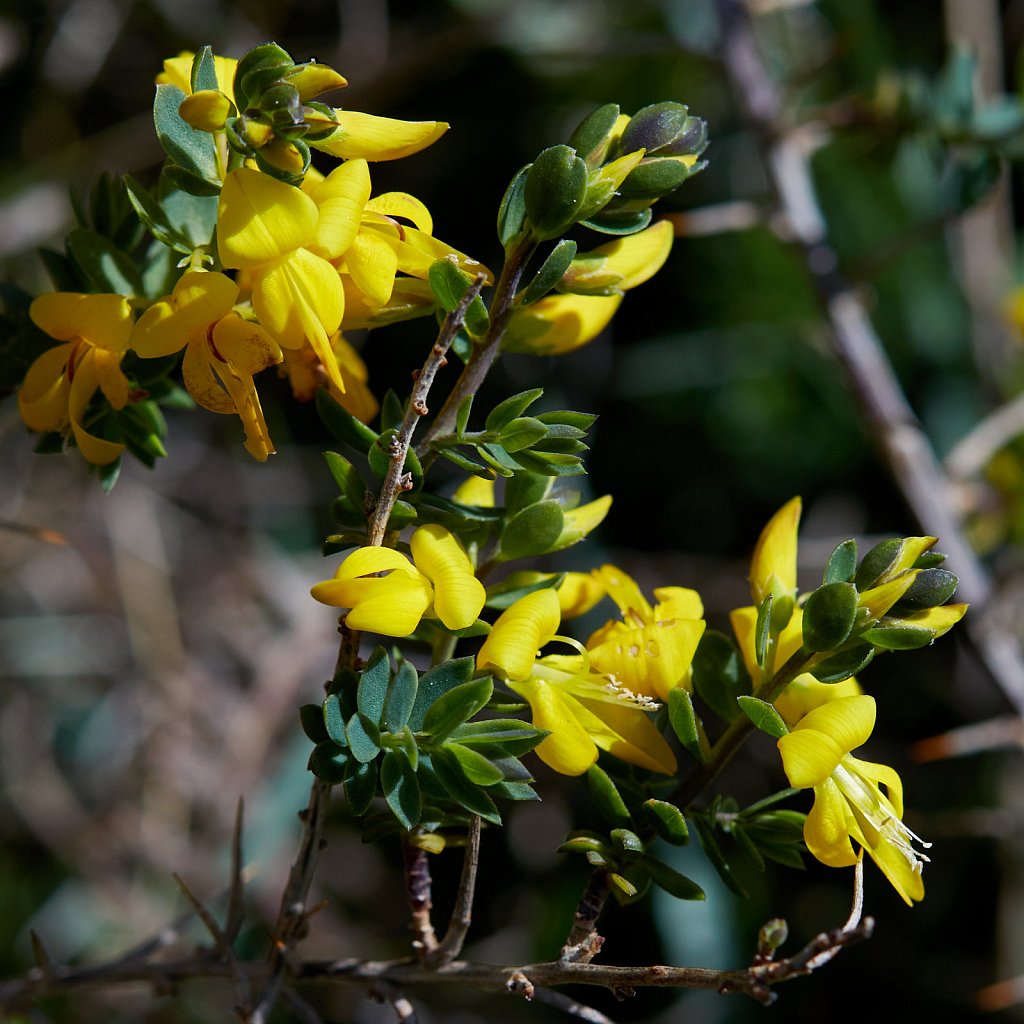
(403, 837), (440, 958)
(426, 815), (482, 967)
(366, 271), (488, 546)
(560, 869), (612, 965)
(225, 797), (246, 946)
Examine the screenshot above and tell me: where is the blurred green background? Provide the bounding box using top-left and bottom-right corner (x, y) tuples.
(2, 0), (1024, 1021)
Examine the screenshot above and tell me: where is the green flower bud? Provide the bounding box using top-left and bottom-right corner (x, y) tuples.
(621, 102), (701, 156)
(523, 145), (589, 241)
(235, 42), (294, 110)
(890, 568), (958, 612)
(802, 581), (858, 652)
(567, 103), (621, 166)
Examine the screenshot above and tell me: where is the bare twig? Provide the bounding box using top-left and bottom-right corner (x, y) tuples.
(403, 837), (439, 958)
(225, 797), (246, 946)
(532, 986), (619, 1023)
(426, 816), (481, 967)
(716, 0), (1024, 714)
(560, 869), (612, 964)
(366, 271), (488, 545)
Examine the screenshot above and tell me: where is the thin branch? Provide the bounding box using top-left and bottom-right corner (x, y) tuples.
(402, 837), (439, 958)
(425, 816), (481, 967)
(944, 390), (1024, 482)
(559, 869), (611, 965)
(370, 981), (420, 1022)
(225, 797), (246, 946)
(532, 986), (619, 1023)
(366, 271), (488, 546)
(716, 0), (1024, 714)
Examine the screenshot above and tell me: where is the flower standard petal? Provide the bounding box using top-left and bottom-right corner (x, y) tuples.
(592, 564), (654, 624)
(31, 292), (134, 352)
(366, 191), (434, 234)
(790, 694), (876, 757)
(778, 728), (846, 789)
(477, 588), (561, 681)
(409, 524), (486, 631)
(307, 159), (371, 260)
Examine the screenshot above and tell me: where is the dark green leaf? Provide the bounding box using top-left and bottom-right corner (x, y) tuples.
(497, 165), (530, 246)
(499, 416), (548, 453)
(891, 568), (958, 611)
(344, 757), (377, 815)
(811, 643), (875, 683)
(691, 630), (750, 722)
(316, 390), (379, 453)
(855, 537), (901, 589)
(611, 828), (645, 854)
(123, 175), (193, 254)
(357, 647), (391, 725)
(535, 409), (597, 431)
(66, 228), (143, 296)
(861, 624), (937, 650)
(428, 258), (472, 312)
(408, 657), (475, 730)
(323, 451), (366, 508)
(444, 742), (505, 786)
(485, 389), (545, 432)
(455, 394), (474, 437)
(568, 103), (620, 165)
(448, 719), (547, 756)
(521, 239), (577, 304)
(823, 539), (857, 585)
(802, 582), (858, 652)
(643, 799), (689, 845)
(491, 780), (539, 801)
(736, 696), (788, 738)
(499, 499), (564, 560)
(580, 207), (653, 235)
(430, 749), (501, 823)
(153, 84), (220, 188)
(380, 749), (421, 829)
(754, 593), (773, 669)
(587, 764), (632, 829)
(322, 694), (347, 746)
(383, 661), (418, 733)
(668, 689), (709, 762)
(438, 447), (492, 476)
(346, 712), (381, 763)
(693, 818), (747, 898)
(190, 46), (220, 94)
(421, 676), (493, 741)
(640, 856), (705, 900)
(524, 145), (589, 240)
(308, 742), (349, 784)
(300, 704), (329, 744)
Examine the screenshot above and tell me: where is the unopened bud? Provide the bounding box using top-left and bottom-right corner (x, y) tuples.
(234, 42), (294, 110)
(621, 102), (704, 157)
(284, 61), (348, 102)
(179, 90), (232, 133)
(758, 918), (788, 956)
(524, 145), (589, 240)
(568, 103), (622, 166)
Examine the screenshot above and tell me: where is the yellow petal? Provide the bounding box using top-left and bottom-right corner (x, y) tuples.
(591, 564), (654, 624)
(557, 572), (606, 619)
(67, 348), (125, 465)
(386, 226), (492, 283)
(341, 276), (438, 330)
(18, 342), (74, 432)
(179, 89), (232, 132)
(858, 572), (918, 620)
(802, 777), (860, 867)
(366, 191), (433, 234)
(31, 292), (134, 351)
(452, 476), (495, 507)
(750, 496), (801, 605)
(158, 53), (237, 96)
(308, 159), (371, 260)
(343, 230), (400, 309)
(92, 348), (130, 410)
(653, 586), (704, 620)
(211, 312), (282, 375)
(251, 249), (345, 391)
(410, 524), (486, 631)
(313, 110), (449, 161)
(182, 339), (236, 414)
(865, 837), (924, 905)
(790, 693), (876, 759)
(509, 679), (597, 776)
(774, 674), (862, 727)
(892, 603), (968, 637)
(132, 270), (238, 358)
(778, 729), (847, 789)
(586, 219), (674, 291)
(218, 167), (318, 269)
(555, 495), (612, 549)
(477, 589), (561, 681)
(572, 695), (678, 775)
(503, 293), (622, 355)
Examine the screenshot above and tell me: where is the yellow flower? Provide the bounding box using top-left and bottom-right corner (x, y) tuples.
(452, 475), (496, 507)
(131, 271), (282, 461)
(777, 694), (929, 905)
(477, 589), (677, 776)
(750, 496), (800, 607)
(559, 219), (674, 295)
(585, 565), (705, 702)
(280, 333), (379, 424)
(19, 293), (134, 465)
(217, 167), (346, 392)
(310, 109), (449, 161)
(311, 525), (485, 636)
(157, 52), (237, 95)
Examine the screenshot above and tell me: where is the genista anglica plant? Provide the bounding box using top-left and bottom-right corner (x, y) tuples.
(2, 41), (967, 1022)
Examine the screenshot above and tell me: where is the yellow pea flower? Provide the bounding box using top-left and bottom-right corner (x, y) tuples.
(502, 293), (622, 356)
(559, 219), (674, 295)
(311, 525), (485, 636)
(477, 589), (677, 776)
(19, 293), (134, 465)
(585, 564), (706, 702)
(157, 52), (237, 96)
(777, 694), (929, 905)
(280, 333), (379, 424)
(131, 271), (282, 461)
(750, 496), (800, 607)
(217, 167), (346, 392)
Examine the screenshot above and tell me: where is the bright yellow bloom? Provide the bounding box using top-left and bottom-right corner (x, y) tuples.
(559, 219), (674, 295)
(452, 475), (495, 507)
(157, 52), (237, 95)
(132, 271), (282, 460)
(311, 525), (485, 636)
(280, 334), (379, 423)
(217, 167), (346, 392)
(19, 293), (134, 465)
(503, 293), (622, 355)
(556, 571), (606, 618)
(478, 589), (677, 776)
(586, 565), (705, 702)
(311, 109), (449, 161)
(750, 496), (800, 607)
(777, 694), (929, 905)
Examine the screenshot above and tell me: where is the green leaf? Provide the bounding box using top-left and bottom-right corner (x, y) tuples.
(123, 175), (193, 254)
(736, 696), (788, 739)
(322, 694), (347, 746)
(855, 537), (901, 589)
(499, 500), (564, 560)
(823, 539), (857, 585)
(153, 84), (220, 190)
(754, 593), (773, 669)
(693, 817), (747, 898)
(438, 447), (493, 477)
(611, 828), (645, 854)
(421, 676), (494, 741)
(568, 103), (620, 165)
(861, 624), (937, 650)
(428, 258), (472, 311)
(357, 647), (391, 725)
(190, 45), (220, 94)
(383, 661), (418, 733)
(484, 570), (563, 610)
(299, 704), (329, 744)
(499, 416), (548, 453)
(430, 749), (501, 823)
(521, 239), (577, 305)
(643, 799), (689, 845)
(444, 742), (505, 786)
(316, 390), (379, 453)
(486, 389), (545, 432)
(497, 165), (530, 246)
(401, 725), (419, 771)
(158, 174), (219, 247)
(447, 719), (547, 756)
(691, 630), (750, 722)
(891, 568), (958, 611)
(668, 689), (709, 762)
(344, 757), (377, 815)
(640, 856), (705, 900)
(559, 831), (610, 856)
(479, 443), (519, 477)
(380, 749), (421, 829)
(587, 764), (632, 829)
(346, 712), (381, 763)
(510, 450), (587, 477)
(455, 394), (474, 437)
(811, 643), (875, 683)
(491, 780), (539, 802)
(66, 228), (143, 297)
(580, 207), (652, 235)
(308, 742), (349, 784)
(408, 657), (475, 730)
(801, 582), (858, 652)
(323, 451), (366, 508)
(731, 824), (766, 873)
(535, 410), (597, 431)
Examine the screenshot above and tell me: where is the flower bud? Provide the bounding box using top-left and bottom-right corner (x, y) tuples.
(284, 61), (348, 102)
(179, 89), (233, 133)
(567, 103), (622, 166)
(235, 42), (294, 110)
(621, 102), (705, 158)
(524, 145), (589, 240)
